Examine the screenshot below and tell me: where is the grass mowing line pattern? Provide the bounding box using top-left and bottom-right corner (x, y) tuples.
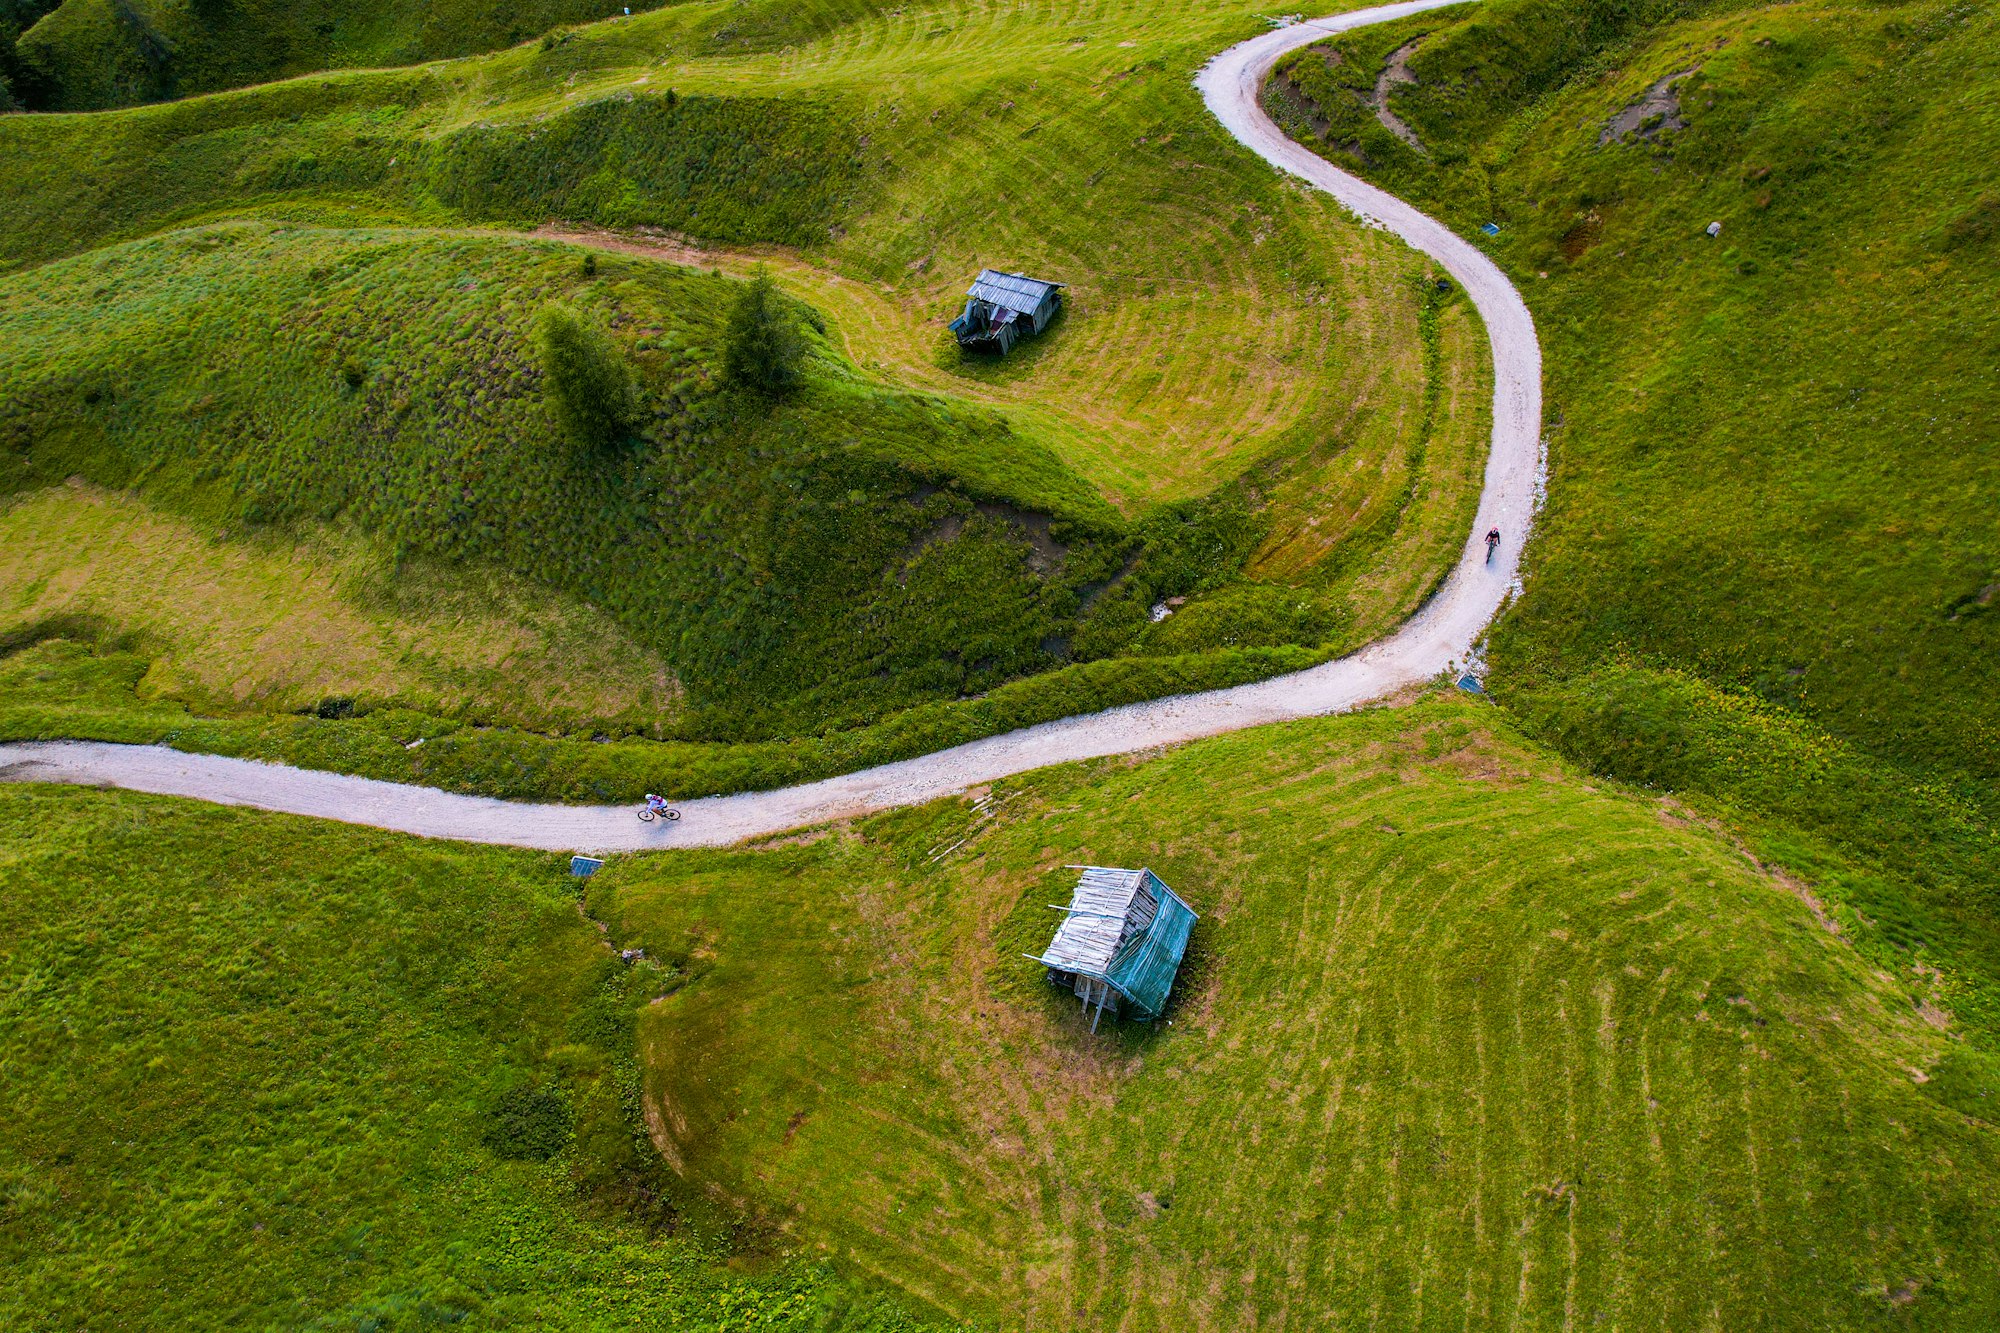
(0, 0), (1539, 850)
(599, 700), (2000, 1329)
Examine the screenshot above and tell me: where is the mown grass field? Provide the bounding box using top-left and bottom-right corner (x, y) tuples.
(0, 780), (950, 1330)
(1266, 0), (2000, 800)
(581, 695), (2000, 1329)
(0, 481), (683, 732)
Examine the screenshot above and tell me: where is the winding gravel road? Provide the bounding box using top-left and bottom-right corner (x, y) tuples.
(0, 0), (1540, 853)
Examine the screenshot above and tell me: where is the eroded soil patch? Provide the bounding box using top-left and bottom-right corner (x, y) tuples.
(1601, 69), (1699, 145)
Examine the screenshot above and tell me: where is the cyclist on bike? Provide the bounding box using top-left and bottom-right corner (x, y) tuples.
(1484, 527), (1502, 563)
(644, 793), (670, 816)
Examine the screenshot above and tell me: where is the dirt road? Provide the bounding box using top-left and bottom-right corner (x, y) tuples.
(0, 0), (1539, 853)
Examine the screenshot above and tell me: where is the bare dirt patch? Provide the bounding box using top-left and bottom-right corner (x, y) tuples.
(1560, 210), (1606, 262)
(1374, 41), (1427, 153)
(1275, 54), (1338, 140)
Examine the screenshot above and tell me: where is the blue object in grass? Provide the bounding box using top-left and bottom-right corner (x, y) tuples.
(570, 855), (605, 878)
(1456, 674), (1485, 694)
(1480, 222), (1501, 236)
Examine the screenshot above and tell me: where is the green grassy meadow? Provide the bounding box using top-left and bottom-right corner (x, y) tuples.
(0, 213), (1480, 784)
(7, 0), (2000, 1322)
(581, 696), (2000, 1329)
(0, 780), (952, 1329)
(0, 481), (686, 732)
(12, 693), (1996, 1328)
(0, 221), (1145, 742)
(0, 0), (1476, 512)
(6, 0), (678, 112)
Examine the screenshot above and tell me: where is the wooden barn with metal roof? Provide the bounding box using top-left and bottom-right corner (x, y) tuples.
(1029, 866), (1197, 1029)
(948, 269), (1063, 355)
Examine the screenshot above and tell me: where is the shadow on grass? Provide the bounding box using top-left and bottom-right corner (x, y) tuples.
(932, 303), (1071, 386)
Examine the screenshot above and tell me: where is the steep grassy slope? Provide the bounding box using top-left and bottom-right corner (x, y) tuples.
(581, 696), (2000, 1329)
(0, 0), (1485, 507)
(1267, 0), (2000, 796)
(8, 0), (678, 111)
(0, 222), (1151, 741)
(0, 0), (1496, 778)
(0, 781), (947, 1329)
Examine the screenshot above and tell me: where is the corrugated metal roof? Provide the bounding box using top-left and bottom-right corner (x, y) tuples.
(1039, 867), (1146, 973)
(1036, 866), (1196, 1019)
(967, 269), (1061, 316)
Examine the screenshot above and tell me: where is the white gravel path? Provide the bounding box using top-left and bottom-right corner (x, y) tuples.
(0, 0), (1538, 854)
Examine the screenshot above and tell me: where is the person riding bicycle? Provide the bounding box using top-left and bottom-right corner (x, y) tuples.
(644, 793), (670, 816)
(1484, 527), (1502, 563)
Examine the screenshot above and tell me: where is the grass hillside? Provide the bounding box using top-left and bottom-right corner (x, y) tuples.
(0, 217), (1483, 769)
(1266, 0), (2000, 800)
(0, 0), (1483, 508)
(578, 695), (2000, 1329)
(5, 0), (679, 111)
(0, 780), (948, 1329)
(1, 481), (684, 732)
(0, 222), (1151, 743)
(1, 0), (1496, 786)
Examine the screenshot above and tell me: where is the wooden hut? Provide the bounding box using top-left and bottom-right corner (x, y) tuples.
(948, 270), (1063, 354)
(1029, 866), (1197, 1029)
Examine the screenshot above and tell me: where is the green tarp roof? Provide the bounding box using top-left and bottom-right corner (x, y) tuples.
(1036, 867), (1196, 1020)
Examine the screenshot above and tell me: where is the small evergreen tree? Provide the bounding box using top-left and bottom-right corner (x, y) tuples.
(723, 268), (803, 394)
(533, 303), (634, 450)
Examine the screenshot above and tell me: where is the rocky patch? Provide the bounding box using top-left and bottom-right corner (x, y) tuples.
(1601, 68), (1699, 145)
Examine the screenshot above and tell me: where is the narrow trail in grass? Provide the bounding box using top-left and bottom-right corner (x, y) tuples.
(0, 0), (1540, 852)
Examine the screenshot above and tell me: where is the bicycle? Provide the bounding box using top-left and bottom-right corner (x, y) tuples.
(637, 804), (681, 823)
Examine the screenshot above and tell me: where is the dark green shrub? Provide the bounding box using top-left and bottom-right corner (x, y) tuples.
(483, 1084), (573, 1160)
(722, 268), (803, 393)
(532, 303), (634, 449)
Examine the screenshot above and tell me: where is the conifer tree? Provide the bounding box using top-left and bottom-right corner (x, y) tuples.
(533, 303), (634, 450)
(723, 268), (803, 394)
